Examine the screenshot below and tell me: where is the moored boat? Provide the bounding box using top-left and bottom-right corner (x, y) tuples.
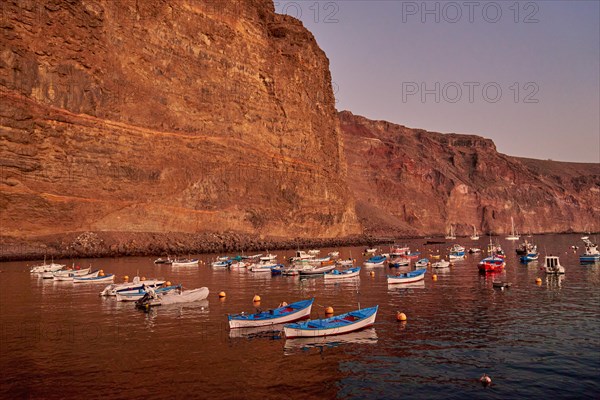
(387, 268), (427, 284)
(30, 261), (65, 274)
(136, 287), (209, 308)
(299, 264), (336, 276)
(470, 226), (480, 240)
(580, 239), (600, 264)
(389, 257), (409, 268)
(364, 255), (386, 267)
(544, 255), (565, 275)
(448, 244), (465, 260)
(283, 306), (378, 338)
(324, 267), (361, 279)
(153, 257), (172, 264)
(390, 245), (410, 256)
(100, 277), (165, 296)
(228, 299), (314, 329)
(415, 258), (429, 268)
(520, 251), (539, 263)
(478, 256), (505, 273)
(505, 217), (520, 240)
(115, 285), (180, 302)
(74, 273), (115, 283)
(171, 259), (199, 267)
(431, 260), (450, 269)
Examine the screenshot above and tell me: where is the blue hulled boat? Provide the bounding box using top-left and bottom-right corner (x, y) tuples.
(228, 298), (314, 329)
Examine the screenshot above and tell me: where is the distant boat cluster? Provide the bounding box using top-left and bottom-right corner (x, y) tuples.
(28, 232), (597, 339)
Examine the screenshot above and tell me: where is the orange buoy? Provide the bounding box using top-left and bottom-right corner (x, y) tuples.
(123, 275), (129, 282)
(432, 274), (438, 281)
(219, 291), (226, 298)
(253, 295), (261, 302)
(165, 281), (172, 286)
(535, 277), (542, 285)
(370, 271), (375, 277)
(325, 306), (334, 315)
(396, 312), (407, 321)
(480, 373), (492, 387)
(141, 276), (146, 281)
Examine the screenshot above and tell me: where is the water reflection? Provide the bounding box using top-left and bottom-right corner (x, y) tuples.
(283, 328), (378, 356)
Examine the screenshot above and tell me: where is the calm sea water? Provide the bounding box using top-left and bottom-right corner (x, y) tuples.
(1, 234), (599, 399)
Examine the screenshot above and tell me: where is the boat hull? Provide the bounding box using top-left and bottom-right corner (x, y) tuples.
(324, 267), (361, 280)
(74, 274), (115, 283)
(283, 306), (378, 338)
(387, 269), (427, 284)
(229, 299), (314, 329)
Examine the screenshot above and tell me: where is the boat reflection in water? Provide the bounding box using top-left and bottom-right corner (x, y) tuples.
(546, 274), (565, 289)
(228, 323), (285, 340)
(283, 328), (378, 356)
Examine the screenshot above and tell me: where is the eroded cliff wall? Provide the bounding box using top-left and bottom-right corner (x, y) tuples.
(340, 111), (600, 236)
(0, 0), (360, 241)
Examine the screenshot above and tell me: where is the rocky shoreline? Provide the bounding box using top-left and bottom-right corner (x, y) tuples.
(1, 230), (590, 262)
(0, 231), (398, 262)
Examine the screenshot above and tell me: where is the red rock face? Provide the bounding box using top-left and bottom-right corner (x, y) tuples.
(339, 111), (600, 236)
(0, 0), (360, 241)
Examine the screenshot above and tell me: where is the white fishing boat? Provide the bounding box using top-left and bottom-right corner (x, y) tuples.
(171, 259), (199, 267)
(30, 259), (65, 274)
(431, 260), (450, 269)
(390, 245), (410, 256)
(289, 251), (315, 262)
(364, 255), (386, 267)
(74, 273), (115, 283)
(230, 261), (248, 269)
(116, 285), (180, 302)
(544, 255), (565, 275)
(260, 253), (277, 262)
(53, 267), (92, 277)
(136, 287), (209, 308)
(100, 277), (165, 296)
(469, 248), (482, 254)
(299, 264), (337, 276)
(248, 262), (279, 273)
(365, 248), (378, 254)
(505, 217), (520, 240)
(336, 259), (354, 267)
(470, 226), (479, 240)
(328, 251), (340, 258)
(415, 259), (429, 268)
(307, 249), (320, 255)
(324, 267), (361, 280)
(445, 225), (456, 240)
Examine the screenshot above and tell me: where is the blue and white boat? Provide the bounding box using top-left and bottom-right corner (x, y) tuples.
(387, 268), (427, 284)
(73, 273), (115, 283)
(448, 244), (465, 260)
(415, 258), (429, 268)
(283, 306), (378, 338)
(580, 239), (600, 264)
(100, 277), (165, 296)
(364, 255), (386, 267)
(520, 252), (539, 263)
(324, 266), (361, 280)
(228, 299), (314, 329)
(211, 259), (232, 268)
(115, 285), (180, 302)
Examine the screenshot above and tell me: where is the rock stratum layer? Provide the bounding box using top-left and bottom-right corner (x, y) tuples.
(0, 0), (360, 248)
(1, 1), (598, 260)
(340, 111), (600, 237)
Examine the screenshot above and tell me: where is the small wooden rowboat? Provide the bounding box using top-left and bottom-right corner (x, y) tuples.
(73, 273), (115, 283)
(324, 267), (361, 280)
(115, 285), (180, 302)
(283, 306), (378, 338)
(228, 299), (314, 329)
(364, 255), (386, 267)
(387, 268), (427, 284)
(299, 264), (336, 275)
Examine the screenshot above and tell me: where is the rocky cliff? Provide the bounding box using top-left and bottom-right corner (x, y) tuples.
(0, 0), (360, 249)
(340, 111), (600, 237)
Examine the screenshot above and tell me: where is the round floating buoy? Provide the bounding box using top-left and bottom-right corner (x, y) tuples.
(99, 269), (104, 274)
(370, 271), (375, 277)
(325, 306), (334, 315)
(219, 291), (226, 298)
(535, 277), (542, 285)
(432, 274), (438, 281)
(99, 272), (105, 277)
(396, 312), (407, 321)
(353, 259), (356, 263)
(165, 281), (172, 287)
(141, 276), (146, 281)
(480, 373), (492, 387)
(123, 275), (129, 282)
(253, 294), (261, 302)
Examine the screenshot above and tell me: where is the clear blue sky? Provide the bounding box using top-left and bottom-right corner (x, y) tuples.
(275, 1), (600, 163)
